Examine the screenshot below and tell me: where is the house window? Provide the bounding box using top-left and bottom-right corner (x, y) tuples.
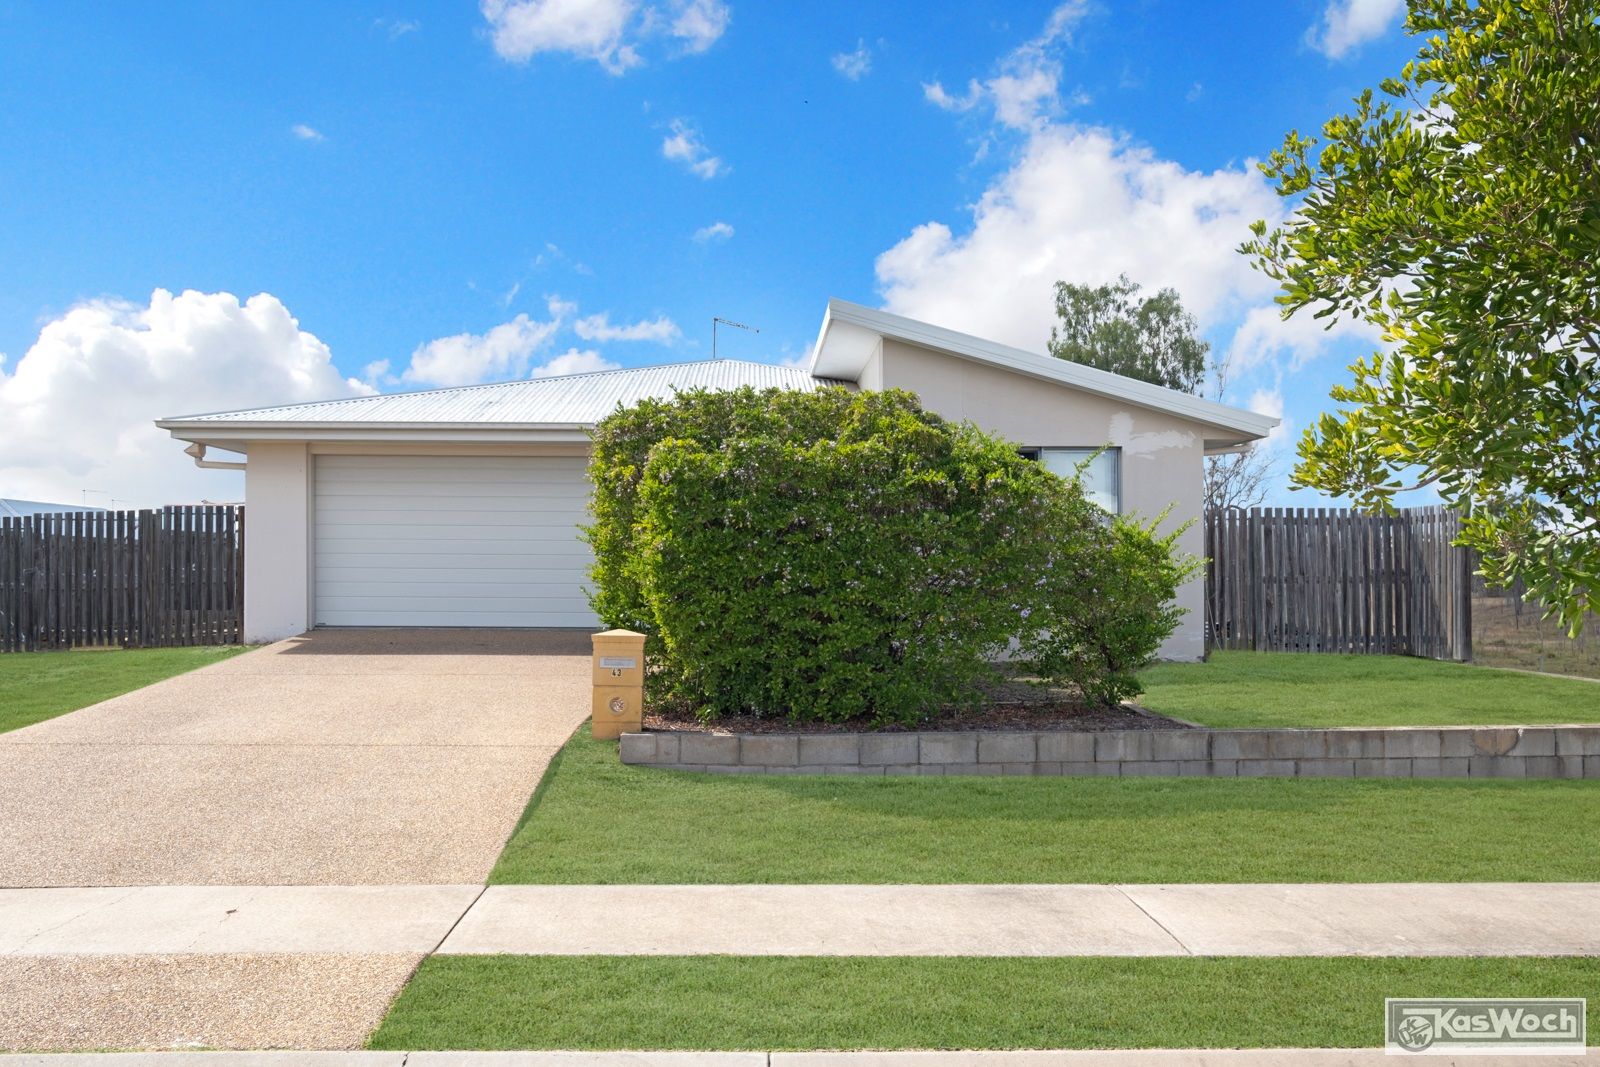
(1036, 448), (1120, 513)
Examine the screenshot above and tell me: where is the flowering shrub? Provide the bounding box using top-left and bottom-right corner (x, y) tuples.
(586, 386), (1191, 724)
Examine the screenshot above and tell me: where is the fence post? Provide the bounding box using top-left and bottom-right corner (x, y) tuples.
(1456, 517), (1474, 661)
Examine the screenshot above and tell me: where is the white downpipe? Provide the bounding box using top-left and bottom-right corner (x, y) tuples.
(184, 443), (247, 471)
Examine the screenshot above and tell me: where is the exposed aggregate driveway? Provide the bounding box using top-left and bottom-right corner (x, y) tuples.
(0, 628), (591, 1050)
(0, 628), (591, 888)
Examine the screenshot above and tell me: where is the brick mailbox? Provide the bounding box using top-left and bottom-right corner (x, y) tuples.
(591, 628), (646, 739)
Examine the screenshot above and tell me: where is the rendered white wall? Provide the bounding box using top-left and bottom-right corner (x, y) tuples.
(243, 442), (311, 643)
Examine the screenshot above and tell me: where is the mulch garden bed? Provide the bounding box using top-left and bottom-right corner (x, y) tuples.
(642, 680), (1194, 734)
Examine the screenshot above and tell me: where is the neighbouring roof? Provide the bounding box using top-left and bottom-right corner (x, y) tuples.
(810, 299), (1279, 443)
(158, 360), (840, 430)
(0, 499), (107, 519)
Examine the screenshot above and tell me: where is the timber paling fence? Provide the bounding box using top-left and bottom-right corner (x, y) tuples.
(1205, 505), (1473, 661)
(0, 506), (244, 652)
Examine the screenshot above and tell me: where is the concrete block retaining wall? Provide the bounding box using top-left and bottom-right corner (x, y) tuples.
(618, 725), (1600, 778)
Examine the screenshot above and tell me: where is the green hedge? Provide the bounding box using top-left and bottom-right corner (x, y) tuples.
(586, 386), (1192, 725)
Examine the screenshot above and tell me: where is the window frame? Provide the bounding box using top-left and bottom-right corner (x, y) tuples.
(1018, 446), (1122, 514)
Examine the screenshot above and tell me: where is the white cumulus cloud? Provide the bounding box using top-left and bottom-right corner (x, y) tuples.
(693, 221), (734, 243)
(291, 123), (325, 142)
(480, 0), (638, 71)
(661, 118), (727, 178)
(480, 0), (728, 73)
(923, 79), (983, 113)
(533, 348), (621, 377)
(886, 29), (1391, 451)
(400, 296), (572, 386)
(0, 289), (369, 507)
(922, 0), (1090, 130)
(665, 0), (729, 54)
(574, 312), (679, 342)
(1306, 0), (1405, 59)
(876, 124), (1288, 352)
(1246, 387), (1294, 449)
(1225, 302), (1378, 377)
(832, 40), (871, 80)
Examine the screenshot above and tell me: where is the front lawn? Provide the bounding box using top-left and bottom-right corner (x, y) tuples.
(489, 732), (1600, 884)
(0, 646), (249, 733)
(370, 955), (1600, 1051)
(1138, 651), (1600, 728)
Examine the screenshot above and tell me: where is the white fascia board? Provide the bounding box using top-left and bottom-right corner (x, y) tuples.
(809, 313), (881, 382)
(814, 298), (1280, 441)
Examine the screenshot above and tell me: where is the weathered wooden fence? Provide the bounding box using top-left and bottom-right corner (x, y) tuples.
(1205, 505), (1473, 661)
(0, 506), (244, 652)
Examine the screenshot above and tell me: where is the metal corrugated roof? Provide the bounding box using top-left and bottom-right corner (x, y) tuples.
(163, 360), (844, 427)
(0, 499), (108, 519)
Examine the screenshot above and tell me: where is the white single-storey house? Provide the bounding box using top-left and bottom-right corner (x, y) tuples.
(157, 299), (1276, 660)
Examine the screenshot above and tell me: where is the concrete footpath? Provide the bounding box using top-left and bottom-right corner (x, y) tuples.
(441, 882), (1600, 957)
(0, 886), (480, 955)
(0, 1050), (1594, 1065)
(1, 884), (1597, 1054)
(4, 882), (1600, 958)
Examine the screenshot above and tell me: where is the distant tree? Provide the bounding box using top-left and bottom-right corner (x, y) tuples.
(1050, 274), (1274, 511)
(1205, 442), (1274, 514)
(1048, 274), (1209, 394)
(1204, 355), (1276, 513)
(1241, 0), (1600, 632)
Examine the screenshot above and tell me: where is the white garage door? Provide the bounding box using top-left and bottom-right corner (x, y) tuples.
(313, 455), (598, 628)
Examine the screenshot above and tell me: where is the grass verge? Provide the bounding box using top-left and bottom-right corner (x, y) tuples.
(489, 732), (1600, 884)
(370, 955), (1600, 1051)
(1138, 651), (1600, 728)
(0, 646), (249, 733)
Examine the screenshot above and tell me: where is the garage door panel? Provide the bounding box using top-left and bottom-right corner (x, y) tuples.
(317, 576), (591, 594)
(316, 609), (590, 627)
(315, 503), (588, 519)
(315, 483), (592, 502)
(319, 598), (589, 611)
(315, 516), (586, 535)
(317, 454), (570, 468)
(316, 460), (588, 483)
(314, 537), (593, 557)
(313, 455), (598, 628)
(312, 502), (588, 518)
(315, 486), (588, 502)
(316, 553), (592, 572)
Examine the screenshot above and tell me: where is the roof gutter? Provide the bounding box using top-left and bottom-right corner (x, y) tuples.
(184, 443), (247, 471)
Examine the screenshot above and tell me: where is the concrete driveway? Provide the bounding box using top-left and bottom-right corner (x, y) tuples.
(0, 629), (591, 887)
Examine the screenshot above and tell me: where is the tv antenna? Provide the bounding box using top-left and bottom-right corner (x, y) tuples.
(712, 317), (758, 360)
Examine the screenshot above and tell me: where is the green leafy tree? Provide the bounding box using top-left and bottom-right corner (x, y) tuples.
(1242, 0), (1600, 631)
(1051, 274), (1276, 510)
(1048, 274), (1209, 393)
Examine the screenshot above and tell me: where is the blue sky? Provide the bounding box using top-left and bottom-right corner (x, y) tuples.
(0, 0), (1420, 506)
